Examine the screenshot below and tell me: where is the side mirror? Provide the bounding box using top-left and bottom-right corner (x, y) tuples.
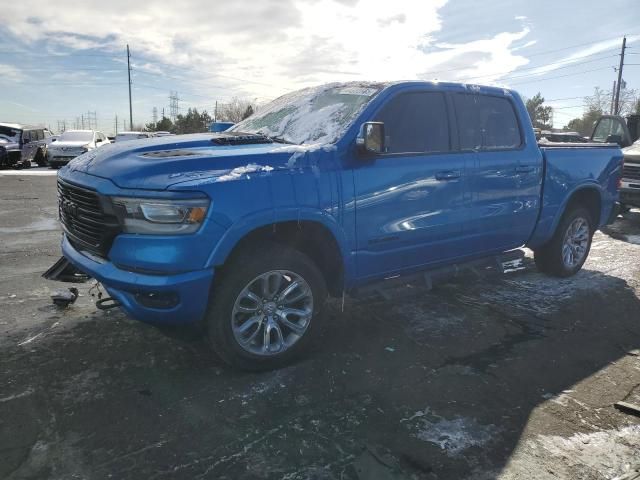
(22, 138), (30, 144)
(357, 122), (385, 154)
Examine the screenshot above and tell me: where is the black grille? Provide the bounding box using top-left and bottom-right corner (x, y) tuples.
(623, 164), (640, 181)
(57, 179), (120, 257)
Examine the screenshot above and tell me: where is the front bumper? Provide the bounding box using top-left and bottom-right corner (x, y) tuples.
(62, 235), (214, 325)
(620, 185), (640, 208)
(49, 156), (76, 167)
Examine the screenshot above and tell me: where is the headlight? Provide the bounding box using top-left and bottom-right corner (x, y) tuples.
(112, 197), (209, 234)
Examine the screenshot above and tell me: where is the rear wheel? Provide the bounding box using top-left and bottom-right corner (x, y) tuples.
(206, 243), (327, 371)
(34, 150), (46, 167)
(534, 206), (593, 277)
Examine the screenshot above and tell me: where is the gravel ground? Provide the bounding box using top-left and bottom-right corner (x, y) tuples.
(1, 173), (639, 479)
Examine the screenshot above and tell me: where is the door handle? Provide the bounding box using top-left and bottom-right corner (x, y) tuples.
(435, 170), (461, 180)
(516, 165), (535, 174)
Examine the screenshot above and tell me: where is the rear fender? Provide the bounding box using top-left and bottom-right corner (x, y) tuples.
(527, 183), (604, 249)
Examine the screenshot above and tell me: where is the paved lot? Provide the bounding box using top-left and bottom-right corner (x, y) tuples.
(1, 174), (640, 479)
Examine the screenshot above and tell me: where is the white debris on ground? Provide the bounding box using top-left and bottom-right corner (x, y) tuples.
(403, 408), (500, 456)
(499, 426), (640, 480)
(475, 232), (640, 317)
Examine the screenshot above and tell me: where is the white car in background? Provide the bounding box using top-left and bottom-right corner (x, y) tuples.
(47, 130), (110, 168)
(115, 131), (154, 142)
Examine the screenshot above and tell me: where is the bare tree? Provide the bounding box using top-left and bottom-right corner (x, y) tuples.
(587, 86), (637, 116)
(218, 97), (255, 123)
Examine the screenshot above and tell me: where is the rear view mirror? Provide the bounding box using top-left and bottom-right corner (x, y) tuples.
(357, 122), (385, 154)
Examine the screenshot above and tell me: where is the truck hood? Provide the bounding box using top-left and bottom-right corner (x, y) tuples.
(63, 133), (323, 190)
(623, 142), (640, 163)
(1, 141), (19, 151)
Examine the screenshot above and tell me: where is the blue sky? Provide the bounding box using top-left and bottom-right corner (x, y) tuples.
(0, 0), (638, 135)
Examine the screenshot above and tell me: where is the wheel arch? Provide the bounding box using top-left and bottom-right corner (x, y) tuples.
(561, 185), (603, 227)
(208, 211), (350, 297)
(528, 183), (604, 249)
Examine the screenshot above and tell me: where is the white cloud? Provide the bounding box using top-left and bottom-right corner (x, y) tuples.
(0, 63), (26, 82)
(1, 0), (538, 100)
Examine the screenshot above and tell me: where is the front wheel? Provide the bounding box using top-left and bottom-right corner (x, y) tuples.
(206, 244), (327, 371)
(534, 206), (593, 277)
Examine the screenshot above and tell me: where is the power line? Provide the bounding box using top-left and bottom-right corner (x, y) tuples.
(508, 66), (613, 86)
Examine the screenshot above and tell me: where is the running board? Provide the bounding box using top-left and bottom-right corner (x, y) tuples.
(42, 257), (91, 283)
(350, 250), (526, 299)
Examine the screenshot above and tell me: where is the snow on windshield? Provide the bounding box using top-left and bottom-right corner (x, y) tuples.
(59, 131), (94, 142)
(231, 83), (386, 145)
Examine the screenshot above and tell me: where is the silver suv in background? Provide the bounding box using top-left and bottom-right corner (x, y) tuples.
(0, 123), (54, 168)
(47, 130), (110, 168)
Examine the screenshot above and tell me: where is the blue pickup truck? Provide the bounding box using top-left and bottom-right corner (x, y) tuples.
(52, 81), (622, 369)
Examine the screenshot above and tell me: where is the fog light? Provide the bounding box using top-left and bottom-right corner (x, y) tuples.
(135, 291), (179, 309)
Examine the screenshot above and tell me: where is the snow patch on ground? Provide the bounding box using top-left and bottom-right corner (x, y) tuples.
(404, 408), (499, 456)
(502, 426), (640, 480)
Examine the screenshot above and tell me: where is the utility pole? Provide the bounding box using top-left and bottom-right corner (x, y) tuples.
(611, 81), (616, 114)
(614, 36), (627, 116)
(127, 44), (133, 130)
(214, 101), (218, 122)
(114, 115), (119, 135)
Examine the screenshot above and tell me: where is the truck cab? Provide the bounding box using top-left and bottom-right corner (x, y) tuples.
(591, 114), (640, 210)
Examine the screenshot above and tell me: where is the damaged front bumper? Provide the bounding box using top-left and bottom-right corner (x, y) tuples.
(57, 235), (214, 325)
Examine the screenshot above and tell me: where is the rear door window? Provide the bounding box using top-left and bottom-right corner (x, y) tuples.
(454, 94), (522, 150)
(374, 92), (450, 154)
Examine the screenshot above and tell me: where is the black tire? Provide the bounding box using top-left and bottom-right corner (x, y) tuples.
(34, 150), (47, 167)
(206, 243), (327, 371)
(534, 206), (594, 277)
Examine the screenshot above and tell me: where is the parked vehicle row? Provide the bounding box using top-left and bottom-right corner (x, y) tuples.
(0, 124), (178, 168)
(48, 81), (623, 370)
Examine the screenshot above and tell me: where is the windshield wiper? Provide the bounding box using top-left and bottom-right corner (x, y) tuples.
(256, 131), (296, 145)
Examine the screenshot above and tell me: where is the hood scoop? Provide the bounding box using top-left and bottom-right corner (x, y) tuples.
(210, 133), (272, 146)
(142, 150), (198, 158)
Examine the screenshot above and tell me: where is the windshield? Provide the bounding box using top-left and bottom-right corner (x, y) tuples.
(59, 131), (93, 142)
(230, 83), (385, 145)
(0, 126), (21, 143)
